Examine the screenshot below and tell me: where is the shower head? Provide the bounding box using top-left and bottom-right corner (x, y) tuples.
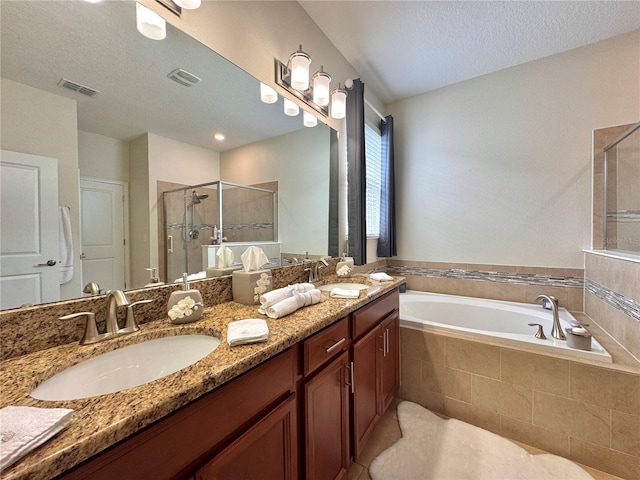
(188, 190), (209, 206)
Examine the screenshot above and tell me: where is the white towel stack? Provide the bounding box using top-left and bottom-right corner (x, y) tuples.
(227, 318), (269, 347)
(258, 283), (315, 315)
(370, 272), (394, 282)
(265, 289), (322, 319)
(0, 406), (73, 472)
(330, 287), (360, 299)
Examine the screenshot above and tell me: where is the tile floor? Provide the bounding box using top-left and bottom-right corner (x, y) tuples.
(346, 398), (624, 480)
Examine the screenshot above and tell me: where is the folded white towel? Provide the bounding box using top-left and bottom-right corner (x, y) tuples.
(58, 206), (73, 285)
(330, 287), (360, 299)
(265, 289), (322, 319)
(258, 283), (315, 314)
(370, 272), (394, 282)
(0, 406), (73, 472)
(227, 318), (269, 347)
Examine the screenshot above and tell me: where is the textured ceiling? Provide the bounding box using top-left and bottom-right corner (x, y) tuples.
(300, 1), (640, 104)
(0, 1), (302, 152)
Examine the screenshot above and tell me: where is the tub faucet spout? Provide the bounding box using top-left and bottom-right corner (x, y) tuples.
(536, 295), (565, 340)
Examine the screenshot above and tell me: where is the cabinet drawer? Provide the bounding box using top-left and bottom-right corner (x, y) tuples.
(352, 288), (399, 340)
(304, 317), (349, 376)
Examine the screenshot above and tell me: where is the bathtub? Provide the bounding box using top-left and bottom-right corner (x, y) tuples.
(400, 291), (612, 363)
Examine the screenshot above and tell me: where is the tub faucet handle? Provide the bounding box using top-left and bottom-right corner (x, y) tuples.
(528, 323), (547, 340)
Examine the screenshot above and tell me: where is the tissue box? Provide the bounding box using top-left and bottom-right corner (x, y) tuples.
(232, 269), (273, 305)
(206, 266), (242, 278)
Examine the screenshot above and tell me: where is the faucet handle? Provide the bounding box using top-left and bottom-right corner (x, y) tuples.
(528, 323), (547, 340)
(123, 299), (154, 333)
(60, 312), (99, 345)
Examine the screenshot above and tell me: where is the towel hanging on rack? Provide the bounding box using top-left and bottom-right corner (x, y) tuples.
(58, 206), (73, 284)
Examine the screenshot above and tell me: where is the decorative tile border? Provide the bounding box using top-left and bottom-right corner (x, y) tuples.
(384, 265), (584, 288)
(585, 278), (640, 322)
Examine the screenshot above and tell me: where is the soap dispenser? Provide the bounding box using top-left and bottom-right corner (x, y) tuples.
(168, 273), (204, 324)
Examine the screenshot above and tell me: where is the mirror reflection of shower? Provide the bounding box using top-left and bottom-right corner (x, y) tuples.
(184, 190), (209, 241)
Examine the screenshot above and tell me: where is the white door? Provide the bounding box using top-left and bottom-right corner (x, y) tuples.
(0, 150), (59, 309)
(80, 178), (127, 291)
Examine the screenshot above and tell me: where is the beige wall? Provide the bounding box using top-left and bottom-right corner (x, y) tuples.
(78, 130), (129, 182)
(0, 77), (82, 300)
(387, 30), (640, 269)
(221, 126), (330, 256)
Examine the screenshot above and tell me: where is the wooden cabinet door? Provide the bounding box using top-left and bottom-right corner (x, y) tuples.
(379, 312), (400, 413)
(195, 393), (297, 480)
(351, 325), (381, 460)
(304, 351), (350, 480)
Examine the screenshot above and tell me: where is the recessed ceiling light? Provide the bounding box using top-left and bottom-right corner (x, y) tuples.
(213, 133), (225, 141)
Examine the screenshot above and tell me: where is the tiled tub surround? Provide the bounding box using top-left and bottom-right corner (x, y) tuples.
(385, 260), (585, 311)
(0, 273), (404, 480)
(400, 328), (640, 479)
(585, 251), (640, 361)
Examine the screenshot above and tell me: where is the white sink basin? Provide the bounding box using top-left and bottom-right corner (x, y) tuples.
(30, 335), (221, 401)
(318, 282), (370, 292)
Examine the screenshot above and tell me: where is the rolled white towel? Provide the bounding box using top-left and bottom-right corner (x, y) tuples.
(0, 406), (73, 472)
(227, 318), (269, 347)
(330, 287), (360, 299)
(370, 272), (394, 282)
(266, 289), (322, 319)
(258, 283), (315, 314)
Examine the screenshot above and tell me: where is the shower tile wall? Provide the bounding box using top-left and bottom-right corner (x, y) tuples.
(585, 252), (640, 361)
(221, 181), (277, 243)
(400, 329), (640, 479)
(385, 260), (584, 311)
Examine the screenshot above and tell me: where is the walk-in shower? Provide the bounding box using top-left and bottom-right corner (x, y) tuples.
(603, 121), (640, 255)
(162, 181), (278, 282)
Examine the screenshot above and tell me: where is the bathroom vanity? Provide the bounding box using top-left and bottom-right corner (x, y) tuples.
(0, 279), (402, 480)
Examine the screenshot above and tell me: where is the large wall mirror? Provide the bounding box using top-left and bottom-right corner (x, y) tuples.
(0, 1), (337, 310)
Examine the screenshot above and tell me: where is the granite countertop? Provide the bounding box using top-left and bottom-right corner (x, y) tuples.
(0, 276), (404, 480)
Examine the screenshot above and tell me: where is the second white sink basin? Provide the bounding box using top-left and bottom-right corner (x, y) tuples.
(30, 335), (221, 401)
(318, 282), (370, 292)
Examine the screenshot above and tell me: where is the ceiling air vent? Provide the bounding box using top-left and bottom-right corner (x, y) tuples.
(58, 78), (99, 97)
(168, 68), (201, 87)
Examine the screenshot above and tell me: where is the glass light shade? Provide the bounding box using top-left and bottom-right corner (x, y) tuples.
(290, 47), (310, 91)
(260, 83), (278, 104)
(331, 88), (347, 119)
(173, 0), (201, 9)
(136, 3), (166, 40)
(303, 111), (318, 127)
(284, 98), (299, 116)
(312, 70), (331, 107)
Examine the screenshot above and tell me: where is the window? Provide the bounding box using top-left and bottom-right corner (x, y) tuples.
(365, 123), (382, 238)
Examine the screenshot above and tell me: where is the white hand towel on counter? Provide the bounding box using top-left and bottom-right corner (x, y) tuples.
(0, 406), (73, 472)
(265, 289), (322, 319)
(58, 206), (73, 285)
(370, 272), (394, 282)
(258, 283), (315, 314)
(227, 318), (269, 347)
(330, 287), (360, 299)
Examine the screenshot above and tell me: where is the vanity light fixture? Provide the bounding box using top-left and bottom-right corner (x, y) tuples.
(172, 0), (201, 9)
(136, 2), (166, 40)
(330, 84), (347, 120)
(312, 67), (331, 107)
(289, 45), (311, 91)
(284, 98), (300, 116)
(260, 83), (278, 104)
(303, 110), (318, 127)
(274, 46), (346, 119)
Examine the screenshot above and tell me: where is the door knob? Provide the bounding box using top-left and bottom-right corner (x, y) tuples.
(34, 260), (57, 267)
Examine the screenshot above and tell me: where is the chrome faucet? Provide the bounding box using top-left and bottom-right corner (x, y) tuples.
(60, 292), (154, 345)
(536, 294), (565, 340)
(306, 258), (329, 283)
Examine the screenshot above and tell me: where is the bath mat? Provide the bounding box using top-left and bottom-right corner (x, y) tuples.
(369, 401), (593, 480)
